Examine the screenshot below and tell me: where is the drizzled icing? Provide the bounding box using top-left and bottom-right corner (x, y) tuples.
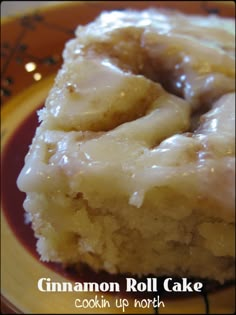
(17, 9), (235, 223)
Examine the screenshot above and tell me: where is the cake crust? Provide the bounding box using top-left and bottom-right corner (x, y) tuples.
(17, 9), (235, 283)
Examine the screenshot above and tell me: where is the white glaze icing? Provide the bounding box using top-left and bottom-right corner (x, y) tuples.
(17, 9), (235, 223)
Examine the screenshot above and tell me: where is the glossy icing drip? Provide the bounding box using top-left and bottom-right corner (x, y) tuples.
(17, 9), (235, 223)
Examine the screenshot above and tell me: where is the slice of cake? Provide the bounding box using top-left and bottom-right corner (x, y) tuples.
(17, 9), (235, 283)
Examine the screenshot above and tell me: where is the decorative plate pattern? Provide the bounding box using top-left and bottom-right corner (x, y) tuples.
(1, 1), (235, 314)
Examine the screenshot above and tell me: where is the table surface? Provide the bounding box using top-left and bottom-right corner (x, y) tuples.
(1, 1), (69, 18)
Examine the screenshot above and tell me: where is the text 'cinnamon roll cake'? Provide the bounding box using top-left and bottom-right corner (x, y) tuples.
(17, 9), (235, 283)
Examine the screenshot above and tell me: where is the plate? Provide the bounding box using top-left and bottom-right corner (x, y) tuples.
(1, 1), (235, 314)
